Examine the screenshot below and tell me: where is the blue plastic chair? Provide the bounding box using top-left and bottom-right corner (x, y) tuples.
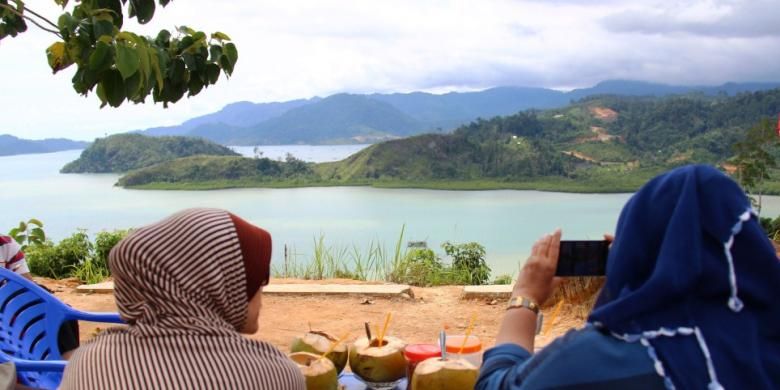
(0, 267), (123, 389)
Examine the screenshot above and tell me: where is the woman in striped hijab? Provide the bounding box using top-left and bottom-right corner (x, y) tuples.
(61, 208), (305, 389)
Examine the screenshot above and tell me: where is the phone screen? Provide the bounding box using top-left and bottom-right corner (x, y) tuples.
(555, 240), (609, 277)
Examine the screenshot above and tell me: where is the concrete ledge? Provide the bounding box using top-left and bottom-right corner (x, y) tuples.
(78, 282), (414, 298)
(461, 285), (513, 300)
(264, 284), (414, 298)
(77, 281), (115, 294)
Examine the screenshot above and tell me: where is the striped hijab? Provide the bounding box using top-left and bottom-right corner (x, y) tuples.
(60, 208), (305, 389)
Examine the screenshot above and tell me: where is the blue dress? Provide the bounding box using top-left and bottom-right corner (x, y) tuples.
(477, 326), (665, 390)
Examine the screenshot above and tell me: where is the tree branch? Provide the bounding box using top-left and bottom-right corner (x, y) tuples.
(0, 3), (62, 38)
(22, 5), (59, 31)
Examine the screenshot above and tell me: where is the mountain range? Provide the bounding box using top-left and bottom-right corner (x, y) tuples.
(0, 135), (89, 157)
(135, 80), (780, 145)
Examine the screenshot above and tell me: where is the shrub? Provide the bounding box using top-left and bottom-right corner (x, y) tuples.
(391, 249), (443, 287)
(493, 274), (514, 285)
(22, 227), (128, 283)
(26, 231), (92, 279)
(93, 230), (130, 271)
(442, 242), (491, 285)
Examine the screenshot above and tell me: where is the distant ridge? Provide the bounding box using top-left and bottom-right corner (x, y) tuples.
(0, 135), (89, 156)
(133, 80), (780, 145)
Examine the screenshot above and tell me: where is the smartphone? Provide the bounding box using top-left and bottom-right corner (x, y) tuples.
(555, 240), (609, 277)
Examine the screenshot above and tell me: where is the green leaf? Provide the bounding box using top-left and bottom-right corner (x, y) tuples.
(224, 42), (238, 66)
(46, 41), (73, 73)
(169, 58), (185, 84)
(55, 0), (70, 8)
(187, 76), (203, 97)
(57, 13), (77, 39)
(8, 228), (20, 237)
(99, 69), (126, 107)
(177, 25), (195, 35)
(155, 29), (171, 47)
(209, 44), (222, 62)
(219, 54), (234, 76)
(88, 40), (112, 72)
(14, 235), (26, 244)
(18, 221), (26, 231)
(115, 42), (140, 79)
(128, 0), (155, 24)
(31, 227), (46, 241)
(92, 12), (115, 39)
(211, 31), (231, 42)
(206, 63), (220, 85)
(134, 37), (151, 83)
(124, 70), (141, 99)
(149, 49), (164, 90)
(28, 218), (43, 227)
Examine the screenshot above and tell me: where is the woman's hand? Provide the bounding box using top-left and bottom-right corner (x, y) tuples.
(513, 229), (562, 306)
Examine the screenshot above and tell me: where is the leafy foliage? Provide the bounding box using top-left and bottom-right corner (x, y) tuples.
(492, 274), (513, 285)
(26, 231), (92, 279)
(7, 218), (46, 252)
(442, 241), (491, 285)
(22, 228), (128, 282)
(117, 154), (316, 187)
(61, 133), (239, 173)
(732, 118), (778, 210)
(1, 0), (238, 107)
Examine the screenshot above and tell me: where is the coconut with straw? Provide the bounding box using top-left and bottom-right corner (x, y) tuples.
(349, 313), (406, 384)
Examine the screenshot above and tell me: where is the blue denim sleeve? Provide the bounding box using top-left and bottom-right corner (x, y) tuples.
(475, 343), (532, 390)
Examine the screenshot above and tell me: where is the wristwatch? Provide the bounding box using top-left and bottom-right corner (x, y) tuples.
(506, 296), (540, 314)
(507, 296), (544, 335)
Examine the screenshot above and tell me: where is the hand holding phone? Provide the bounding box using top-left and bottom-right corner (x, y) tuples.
(555, 240), (609, 277)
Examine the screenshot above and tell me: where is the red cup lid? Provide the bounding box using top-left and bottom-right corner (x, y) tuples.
(404, 344), (441, 361)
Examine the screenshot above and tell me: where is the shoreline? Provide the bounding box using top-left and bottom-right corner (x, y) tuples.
(120, 178), (647, 193)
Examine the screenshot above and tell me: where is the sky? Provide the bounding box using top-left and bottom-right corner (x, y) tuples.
(1, 0), (779, 141)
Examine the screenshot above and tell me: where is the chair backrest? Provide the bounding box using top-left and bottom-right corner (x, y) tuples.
(0, 268), (123, 389)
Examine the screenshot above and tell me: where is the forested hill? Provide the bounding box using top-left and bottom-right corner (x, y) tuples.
(133, 80), (780, 146)
(318, 88), (780, 183)
(0, 135), (88, 156)
(116, 88), (780, 192)
(61, 134), (238, 173)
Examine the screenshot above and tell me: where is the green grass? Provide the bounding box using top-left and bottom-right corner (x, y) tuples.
(272, 226), (408, 282)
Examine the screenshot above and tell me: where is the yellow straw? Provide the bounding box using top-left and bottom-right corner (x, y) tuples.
(379, 312), (392, 345)
(544, 299), (565, 337)
(374, 325), (381, 343)
(317, 332), (350, 362)
(458, 313), (477, 354)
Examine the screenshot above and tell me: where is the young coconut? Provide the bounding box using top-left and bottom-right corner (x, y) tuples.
(289, 352), (339, 390)
(349, 336), (407, 384)
(411, 357), (478, 390)
(291, 331), (349, 373)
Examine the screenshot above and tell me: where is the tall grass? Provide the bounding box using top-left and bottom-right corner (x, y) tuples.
(272, 225), (408, 281)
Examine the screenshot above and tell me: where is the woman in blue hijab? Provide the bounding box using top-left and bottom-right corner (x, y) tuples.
(477, 165), (780, 389)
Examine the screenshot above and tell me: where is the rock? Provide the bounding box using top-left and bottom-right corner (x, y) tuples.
(488, 299), (499, 306)
(400, 293), (412, 300)
(361, 298), (374, 305)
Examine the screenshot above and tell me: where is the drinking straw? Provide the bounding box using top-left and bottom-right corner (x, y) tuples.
(317, 332), (350, 362)
(440, 330), (447, 360)
(544, 299), (565, 337)
(458, 314), (477, 355)
(364, 322), (372, 341)
(378, 313), (392, 345)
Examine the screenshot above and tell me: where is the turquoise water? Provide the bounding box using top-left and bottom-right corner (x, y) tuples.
(3, 147), (778, 277)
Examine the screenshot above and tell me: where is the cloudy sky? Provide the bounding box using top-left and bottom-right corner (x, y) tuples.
(1, 0), (779, 140)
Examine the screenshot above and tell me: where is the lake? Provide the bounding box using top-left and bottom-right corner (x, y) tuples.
(3, 146), (779, 277)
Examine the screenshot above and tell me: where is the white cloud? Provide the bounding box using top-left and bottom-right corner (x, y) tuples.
(0, 0), (778, 140)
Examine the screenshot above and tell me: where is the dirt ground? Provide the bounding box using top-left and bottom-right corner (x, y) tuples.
(41, 277), (592, 353)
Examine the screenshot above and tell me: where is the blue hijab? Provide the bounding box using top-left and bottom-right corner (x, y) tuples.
(589, 165), (780, 389)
